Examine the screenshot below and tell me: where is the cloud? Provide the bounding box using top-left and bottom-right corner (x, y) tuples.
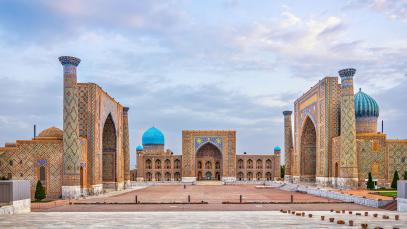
(0, 1), (406, 169)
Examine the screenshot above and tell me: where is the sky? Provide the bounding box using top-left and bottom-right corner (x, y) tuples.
(0, 0), (406, 169)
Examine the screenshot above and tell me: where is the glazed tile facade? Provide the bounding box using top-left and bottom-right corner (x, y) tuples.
(284, 68), (407, 188)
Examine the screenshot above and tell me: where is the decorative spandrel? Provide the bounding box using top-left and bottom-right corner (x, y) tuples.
(194, 136), (224, 152)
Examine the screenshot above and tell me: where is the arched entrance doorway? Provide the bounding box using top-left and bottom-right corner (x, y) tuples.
(196, 143), (222, 181)
(102, 114), (117, 188)
(300, 117), (316, 182)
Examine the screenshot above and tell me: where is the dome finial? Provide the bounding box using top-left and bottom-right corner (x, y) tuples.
(359, 88), (361, 92)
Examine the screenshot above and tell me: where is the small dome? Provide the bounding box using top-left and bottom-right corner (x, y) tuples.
(136, 145), (144, 151)
(274, 146), (281, 151)
(142, 127), (164, 145)
(355, 89), (379, 118)
(38, 127), (63, 139)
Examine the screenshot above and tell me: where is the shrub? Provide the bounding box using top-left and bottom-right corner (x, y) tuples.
(404, 171), (407, 180)
(391, 171), (399, 189)
(280, 165), (285, 178)
(35, 180), (46, 201)
(366, 172), (375, 190)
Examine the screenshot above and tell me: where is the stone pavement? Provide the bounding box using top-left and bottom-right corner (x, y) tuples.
(0, 211), (406, 228)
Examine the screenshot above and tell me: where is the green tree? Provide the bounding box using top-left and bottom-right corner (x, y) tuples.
(404, 171), (407, 180)
(34, 180), (46, 201)
(391, 170), (400, 189)
(280, 165), (285, 178)
(366, 172), (375, 190)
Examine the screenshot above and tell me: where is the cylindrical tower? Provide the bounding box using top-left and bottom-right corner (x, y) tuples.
(283, 110), (293, 182)
(136, 145), (145, 182)
(59, 56), (81, 199)
(338, 68), (359, 188)
(122, 107), (130, 186)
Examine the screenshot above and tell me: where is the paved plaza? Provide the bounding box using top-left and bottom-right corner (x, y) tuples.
(1, 211), (406, 228)
(37, 185), (380, 212)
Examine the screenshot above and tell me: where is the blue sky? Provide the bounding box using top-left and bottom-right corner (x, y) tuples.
(0, 0), (406, 168)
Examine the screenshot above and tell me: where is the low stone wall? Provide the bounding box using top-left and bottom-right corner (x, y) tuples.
(0, 199), (30, 215)
(397, 180), (407, 212)
(274, 182), (392, 208)
(398, 198), (407, 212)
(130, 181), (182, 186)
(0, 180), (31, 215)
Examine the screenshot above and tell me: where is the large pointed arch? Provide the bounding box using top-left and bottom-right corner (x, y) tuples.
(300, 116), (317, 182)
(102, 113), (117, 185)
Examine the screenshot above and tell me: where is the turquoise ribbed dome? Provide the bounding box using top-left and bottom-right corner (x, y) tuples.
(136, 145), (144, 151)
(274, 146), (281, 151)
(354, 89), (379, 118)
(142, 127), (164, 145)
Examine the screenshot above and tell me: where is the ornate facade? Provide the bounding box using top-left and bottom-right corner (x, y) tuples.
(284, 68), (407, 188)
(136, 128), (280, 183)
(0, 56), (130, 199)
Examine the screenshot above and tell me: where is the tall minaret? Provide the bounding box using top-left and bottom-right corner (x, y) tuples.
(59, 56), (81, 199)
(338, 68), (359, 188)
(283, 110), (293, 182)
(122, 107), (130, 186)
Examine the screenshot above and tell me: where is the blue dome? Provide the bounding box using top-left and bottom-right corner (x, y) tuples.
(142, 127), (164, 145)
(136, 145), (144, 151)
(354, 89), (379, 118)
(274, 146), (281, 151)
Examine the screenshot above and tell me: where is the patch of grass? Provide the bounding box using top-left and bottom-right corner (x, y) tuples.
(371, 190), (397, 198)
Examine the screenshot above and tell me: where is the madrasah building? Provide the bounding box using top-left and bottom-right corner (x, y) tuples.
(0, 56), (130, 199)
(283, 68), (407, 188)
(135, 128), (281, 183)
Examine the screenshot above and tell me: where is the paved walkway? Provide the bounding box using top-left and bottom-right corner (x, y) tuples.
(0, 211), (405, 228)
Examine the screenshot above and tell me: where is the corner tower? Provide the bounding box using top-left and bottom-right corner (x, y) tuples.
(59, 56), (81, 199)
(122, 107), (130, 186)
(338, 68), (358, 188)
(283, 110), (293, 182)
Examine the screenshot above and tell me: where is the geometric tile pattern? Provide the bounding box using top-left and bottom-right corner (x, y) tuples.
(387, 142), (407, 179)
(62, 63), (81, 186)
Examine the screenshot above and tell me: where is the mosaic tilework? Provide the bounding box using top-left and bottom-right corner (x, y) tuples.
(0, 141), (64, 199)
(387, 142), (407, 178)
(283, 111), (293, 176)
(122, 107), (130, 181)
(194, 137), (224, 152)
(62, 65), (80, 186)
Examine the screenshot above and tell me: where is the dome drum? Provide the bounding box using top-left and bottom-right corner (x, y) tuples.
(354, 89), (379, 134)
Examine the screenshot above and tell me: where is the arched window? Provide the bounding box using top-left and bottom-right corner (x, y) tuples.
(237, 172), (244, 181)
(215, 161), (220, 169)
(155, 159), (161, 169)
(238, 159), (244, 169)
(256, 159), (262, 169)
(205, 161), (212, 169)
(40, 166), (46, 186)
(174, 172), (181, 181)
(146, 172), (152, 181)
(247, 159), (253, 169)
(256, 172), (262, 180)
(174, 159), (181, 169)
(247, 172), (253, 180)
(265, 172), (272, 181)
(165, 172), (171, 181)
(266, 159), (272, 169)
(155, 172), (162, 181)
(165, 159), (171, 169)
(146, 159), (152, 169)
(197, 161), (202, 169)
